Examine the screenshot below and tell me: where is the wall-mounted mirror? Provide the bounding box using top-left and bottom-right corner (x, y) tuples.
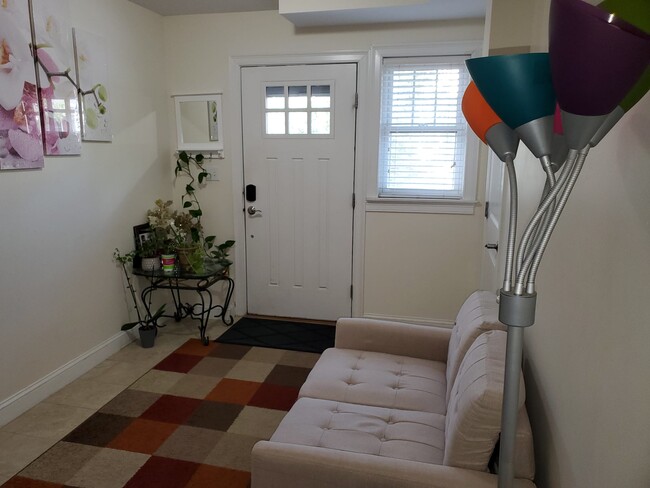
(174, 94), (224, 151)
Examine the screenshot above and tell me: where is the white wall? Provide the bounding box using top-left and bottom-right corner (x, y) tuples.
(163, 11), (485, 323)
(487, 1), (650, 486)
(0, 0), (170, 417)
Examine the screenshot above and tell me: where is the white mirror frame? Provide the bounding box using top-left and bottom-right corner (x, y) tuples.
(173, 94), (224, 151)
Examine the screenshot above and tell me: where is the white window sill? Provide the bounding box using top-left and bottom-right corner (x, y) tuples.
(365, 197), (478, 215)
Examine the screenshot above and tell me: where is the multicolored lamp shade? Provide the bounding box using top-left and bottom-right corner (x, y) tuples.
(462, 81), (519, 162)
(549, 0), (650, 149)
(598, 0), (650, 35)
(466, 53), (556, 159)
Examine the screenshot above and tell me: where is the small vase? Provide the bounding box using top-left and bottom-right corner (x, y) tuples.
(176, 245), (200, 272)
(139, 326), (156, 348)
(161, 253), (176, 273)
(141, 256), (161, 272)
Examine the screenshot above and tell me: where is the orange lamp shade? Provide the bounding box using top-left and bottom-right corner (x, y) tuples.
(462, 81), (503, 143)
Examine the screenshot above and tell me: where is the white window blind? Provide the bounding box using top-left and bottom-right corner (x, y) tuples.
(379, 56), (470, 199)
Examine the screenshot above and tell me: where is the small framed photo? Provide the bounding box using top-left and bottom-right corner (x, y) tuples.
(132, 223), (152, 268)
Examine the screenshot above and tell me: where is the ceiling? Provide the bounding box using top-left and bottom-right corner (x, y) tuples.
(128, 0), (486, 25)
(128, 0), (279, 17)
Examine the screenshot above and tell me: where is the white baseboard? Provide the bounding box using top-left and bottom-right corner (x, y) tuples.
(0, 332), (134, 428)
(362, 313), (455, 328)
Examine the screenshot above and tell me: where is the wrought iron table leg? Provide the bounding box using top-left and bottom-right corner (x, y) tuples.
(212, 277), (234, 326)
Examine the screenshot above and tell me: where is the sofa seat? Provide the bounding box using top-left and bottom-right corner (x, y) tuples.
(270, 397), (446, 464)
(299, 348), (447, 414)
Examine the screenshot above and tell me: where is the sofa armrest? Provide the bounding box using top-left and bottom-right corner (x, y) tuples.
(251, 441), (536, 488)
(334, 318), (452, 362)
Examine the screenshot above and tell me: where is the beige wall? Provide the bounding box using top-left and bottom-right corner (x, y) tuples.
(163, 11), (485, 323)
(487, 1), (650, 486)
(0, 0), (170, 407)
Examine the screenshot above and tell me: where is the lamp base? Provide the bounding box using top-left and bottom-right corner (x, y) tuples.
(499, 290), (537, 327)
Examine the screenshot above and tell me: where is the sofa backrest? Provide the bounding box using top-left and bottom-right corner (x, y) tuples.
(444, 329), (535, 480)
(445, 290), (504, 403)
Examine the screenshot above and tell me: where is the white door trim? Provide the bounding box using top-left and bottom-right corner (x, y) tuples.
(229, 52), (369, 319)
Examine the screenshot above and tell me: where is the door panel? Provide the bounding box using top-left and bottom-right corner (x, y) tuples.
(480, 151), (505, 292)
(242, 64), (357, 320)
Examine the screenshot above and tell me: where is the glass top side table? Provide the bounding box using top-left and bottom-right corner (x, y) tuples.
(133, 261), (234, 345)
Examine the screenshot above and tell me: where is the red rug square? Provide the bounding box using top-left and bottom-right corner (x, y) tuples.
(248, 383), (300, 411)
(2, 478), (64, 488)
(154, 353), (204, 373)
(140, 395), (202, 425)
(107, 418), (178, 454)
(185, 465), (251, 488)
(124, 456), (199, 488)
(205, 379), (261, 405)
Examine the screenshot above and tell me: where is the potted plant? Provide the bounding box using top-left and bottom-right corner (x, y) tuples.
(113, 249), (165, 348)
(137, 232), (162, 271)
(175, 151), (234, 272)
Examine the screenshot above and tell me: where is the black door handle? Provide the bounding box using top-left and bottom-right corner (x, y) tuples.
(485, 243), (499, 252)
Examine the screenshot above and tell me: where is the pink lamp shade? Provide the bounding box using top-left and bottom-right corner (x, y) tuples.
(549, 0), (650, 149)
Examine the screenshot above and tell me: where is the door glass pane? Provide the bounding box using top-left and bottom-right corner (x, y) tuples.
(288, 112), (308, 134)
(311, 85), (331, 108)
(311, 112), (331, 135)
(288, 86), (308, 109)
(266, 86), (285, 109)
(266, 112), (285, 135)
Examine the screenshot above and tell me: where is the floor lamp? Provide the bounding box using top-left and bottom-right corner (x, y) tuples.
(462, 1), (650, 487)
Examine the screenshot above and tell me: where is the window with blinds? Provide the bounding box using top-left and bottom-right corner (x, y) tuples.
(379, 56), (470, 199)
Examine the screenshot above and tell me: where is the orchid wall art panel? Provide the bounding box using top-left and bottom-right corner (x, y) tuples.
(73, 28), (111, 142)
(31, 0), (82, 155)
(0, 0), (44, 170)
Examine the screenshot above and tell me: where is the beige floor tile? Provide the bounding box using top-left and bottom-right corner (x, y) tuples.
(129, 369), (185, 394)
(66, 447), (149, 488)
(242, 347), (286, 364)
(224, 360), (275, 383)
(166, 374), (221, 400)
(227, 406), (287, 439)
(278, 350), (321, 368)
(80, 360), (151, 386)
(2, 403), (94, 441)
(45, 379), (126, 410)
(0, 431), (57, 480)
(204, 432), (259, 471)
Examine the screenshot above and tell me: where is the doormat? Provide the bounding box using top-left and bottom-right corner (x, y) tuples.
(216, 317), (335, 354)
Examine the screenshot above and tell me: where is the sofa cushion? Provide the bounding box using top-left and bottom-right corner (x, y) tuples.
(299, 348), (447, 414)
(270, 397), (446, 465)
(445, 290), (504, 403)
(444, 330), (525, 473)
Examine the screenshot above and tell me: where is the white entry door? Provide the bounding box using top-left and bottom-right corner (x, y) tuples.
(241, 64), (357, 321)
(480, 151), (505, 292)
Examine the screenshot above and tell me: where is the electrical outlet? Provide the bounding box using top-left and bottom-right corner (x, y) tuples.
(203, 161), (219, 181)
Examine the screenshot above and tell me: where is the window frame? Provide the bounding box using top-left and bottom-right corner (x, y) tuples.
(366, 42), (482, 215)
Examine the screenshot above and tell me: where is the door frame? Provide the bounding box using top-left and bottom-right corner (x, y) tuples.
(229, 52), (369, 319)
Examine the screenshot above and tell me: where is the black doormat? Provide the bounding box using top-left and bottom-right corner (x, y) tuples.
(215, 317), (335, 354)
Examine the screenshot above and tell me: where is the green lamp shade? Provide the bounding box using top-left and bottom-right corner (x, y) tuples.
(465, 53), (556, 130)
(599, 0), (650, 35)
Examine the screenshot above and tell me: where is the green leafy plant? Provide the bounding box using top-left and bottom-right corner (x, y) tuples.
(175, 151), (234, 270)
(113, 248), (165, 331)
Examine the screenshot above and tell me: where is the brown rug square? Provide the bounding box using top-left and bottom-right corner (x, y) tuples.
(2, 340), (321, 488)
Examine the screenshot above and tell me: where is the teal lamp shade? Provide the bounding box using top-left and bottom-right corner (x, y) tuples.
(466, 53), (556, 159)
(549, 0), (650, 149)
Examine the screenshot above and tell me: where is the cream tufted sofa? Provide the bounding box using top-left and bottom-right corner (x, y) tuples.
(251, 291), (536, 488)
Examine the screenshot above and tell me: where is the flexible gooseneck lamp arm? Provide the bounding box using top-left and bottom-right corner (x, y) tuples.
(463, 1), (650, 487)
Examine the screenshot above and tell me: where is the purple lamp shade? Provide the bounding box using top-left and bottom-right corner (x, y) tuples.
(550, 0), (650, 117)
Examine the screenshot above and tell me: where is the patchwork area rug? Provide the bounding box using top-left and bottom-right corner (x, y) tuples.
(216, 317), (335, 354)
(3, 339), (320, 488)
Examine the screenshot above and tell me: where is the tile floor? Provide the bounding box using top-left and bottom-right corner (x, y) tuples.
(0, 318), (233, 485)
